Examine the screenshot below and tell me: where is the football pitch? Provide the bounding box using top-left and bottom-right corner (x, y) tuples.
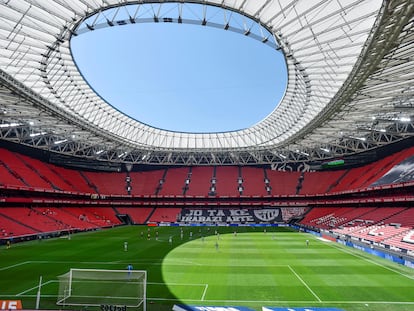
(1, 225), (414, 311)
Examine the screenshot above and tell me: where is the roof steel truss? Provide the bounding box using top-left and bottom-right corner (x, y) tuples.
(0, 0), (413, 166)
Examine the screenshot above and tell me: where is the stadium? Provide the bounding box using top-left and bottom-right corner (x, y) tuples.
(0, 0), (414, 311)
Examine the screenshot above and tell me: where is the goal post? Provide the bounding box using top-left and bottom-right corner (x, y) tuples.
(57, 268), (146, 310)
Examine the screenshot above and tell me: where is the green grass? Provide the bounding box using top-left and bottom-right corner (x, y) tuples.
(1, 225), (414, 311)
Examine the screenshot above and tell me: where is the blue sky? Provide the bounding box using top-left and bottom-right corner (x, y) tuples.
(71, 21), (287, 133)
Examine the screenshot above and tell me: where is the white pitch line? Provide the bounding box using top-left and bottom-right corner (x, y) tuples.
(24, 260), (169, 267)
(146, 297), (414, 305)
(16, 280), (53, 296)
(0, 295), (56, 298)
(288, 265), (322, 302)
(27, 260), (155, 265)
(165, 260), (203, 266)
(5, 294), (414, 305)
(201, 284), (208, 301)
(148, 281), (206, 287)
(0, 261), (31, 271)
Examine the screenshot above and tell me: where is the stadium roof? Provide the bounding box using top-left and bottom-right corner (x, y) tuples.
(0, 0), (413, 167)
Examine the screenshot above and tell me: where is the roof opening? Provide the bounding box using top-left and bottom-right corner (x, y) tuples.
(71, 3), (287, 133)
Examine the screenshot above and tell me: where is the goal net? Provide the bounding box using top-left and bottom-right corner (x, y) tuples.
(56, 268), (146, 309)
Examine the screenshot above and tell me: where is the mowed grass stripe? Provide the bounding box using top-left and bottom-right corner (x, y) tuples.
(201, 284), (317, 302)
(164, 266), (310, 287)
(164, 256), (375, 267)
(328, 240), (414, 280)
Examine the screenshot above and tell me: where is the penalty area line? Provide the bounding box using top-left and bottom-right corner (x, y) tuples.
(147, 297), (414, 305)
(201, 284), (208, 301)
(288, 265), (322, 302)
(16, 280), (53, 296)
(0, 261), (31, 271)
(7, 295), (414, 305)
(148, 281), (206, 287)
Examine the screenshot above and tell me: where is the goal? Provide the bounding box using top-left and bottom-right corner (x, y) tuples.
(56, 268), (146, 310)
